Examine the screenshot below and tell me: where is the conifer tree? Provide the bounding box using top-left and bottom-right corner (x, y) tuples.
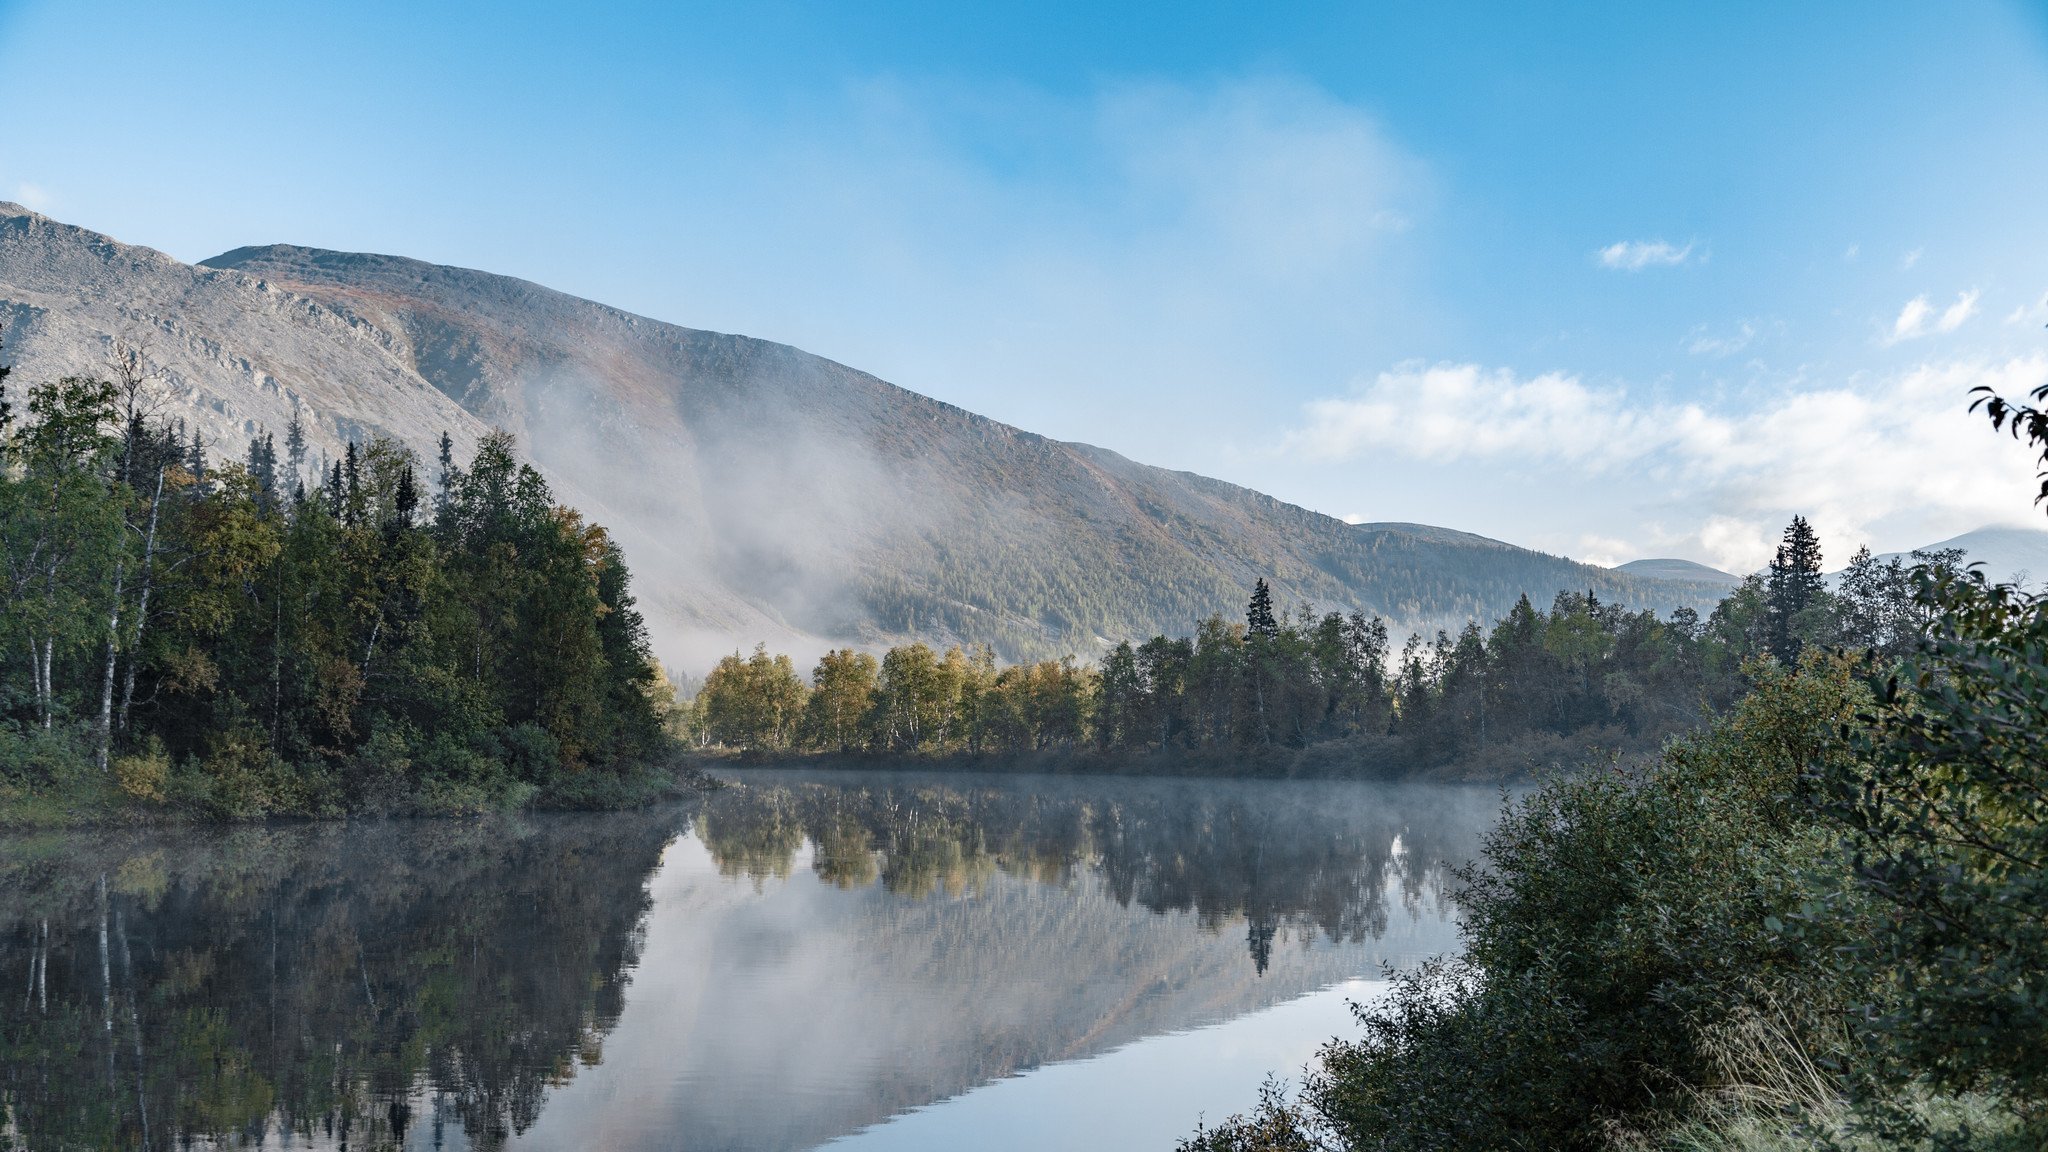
(185, 429), (208, 488)
(393, 465), (418, 528)
(1765, 515), (1825, 661)
(246, 433), (279, 510)
(1246, 578), (1279, 640)
(284, 406), (307, 493)
(435, 431), (460, 523)
(341, 441), (363, 526)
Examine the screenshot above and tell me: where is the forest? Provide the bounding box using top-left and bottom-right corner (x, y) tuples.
(686, 524), (1955, 779)
(0, 346), (676, 821)
(1179, 382), (2048, 1150)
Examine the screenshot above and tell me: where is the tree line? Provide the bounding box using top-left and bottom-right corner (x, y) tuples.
(0, 343), (672, 817)
(687, 523), (1959, 773)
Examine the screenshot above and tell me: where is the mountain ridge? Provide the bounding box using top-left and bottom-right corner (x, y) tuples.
(1613, 558), (1744, 586)
(1, 204), (1734, 666)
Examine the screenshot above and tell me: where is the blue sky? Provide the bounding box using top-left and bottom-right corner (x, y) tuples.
(4, 1), (2048, 571)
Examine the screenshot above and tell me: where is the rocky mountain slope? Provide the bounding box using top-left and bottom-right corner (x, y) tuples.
(0, 203), (1731, 667)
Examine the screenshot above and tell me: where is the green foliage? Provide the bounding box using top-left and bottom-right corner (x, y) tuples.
(1181, 657), (1873, 1152)
(1181, 564), (2046, 1150)
(700, 644), (808, 750)
(1815, 567), (2048, 1135)
(707, 583), (1765, 773)
(0, 368), (675, 820)
(1765, 515), (1826, 662)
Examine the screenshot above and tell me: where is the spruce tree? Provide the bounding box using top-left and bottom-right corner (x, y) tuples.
(341, 441), (362, 526)
(284, 406), (307, 488)
(185, 429), (208, 488)
(393, 464), (418, 528)
(246, 433), (278, 510)
(436, 431), (459, 515)
(1246, 578), (1279, 640)
(1765, 515), (1825, 661)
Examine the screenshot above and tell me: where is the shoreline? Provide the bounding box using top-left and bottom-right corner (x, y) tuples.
(687, 724), (1669, 784)
(0, 761), (724, 831)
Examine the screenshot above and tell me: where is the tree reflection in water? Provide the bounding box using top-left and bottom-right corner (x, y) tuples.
(0, 812), (679, 1151)
(0, 775), (1495, 1151)
(695, 775), (1486, 973)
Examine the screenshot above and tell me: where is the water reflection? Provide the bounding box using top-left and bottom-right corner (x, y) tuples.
(0, 814), (675, 1150)
(695, 774), (1487, 973)
(0, 773), (1500, 1152)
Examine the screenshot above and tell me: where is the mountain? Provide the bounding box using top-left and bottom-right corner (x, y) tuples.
(1876, 525), (2048, 587)
(1613, 558), (1744, 586)
(0, 203), (1731, 667)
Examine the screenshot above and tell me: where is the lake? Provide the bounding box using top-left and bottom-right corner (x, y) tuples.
(0, 771), (1506, 1151)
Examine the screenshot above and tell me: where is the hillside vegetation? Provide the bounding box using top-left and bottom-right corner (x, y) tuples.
(0, 203), (1728, 666)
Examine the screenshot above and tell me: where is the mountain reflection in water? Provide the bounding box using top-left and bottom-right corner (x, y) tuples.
(0, 773), (1500, 1151)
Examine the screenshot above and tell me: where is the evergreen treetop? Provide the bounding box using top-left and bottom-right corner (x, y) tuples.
(1246, 578), (1279, 640)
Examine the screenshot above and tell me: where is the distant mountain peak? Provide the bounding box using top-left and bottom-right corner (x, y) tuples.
(1613, 558), (1744, 586)
(1874, 524), (2048, 586)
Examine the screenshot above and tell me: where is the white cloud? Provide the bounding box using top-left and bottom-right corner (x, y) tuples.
(1288, 354), (2048, 574)
(12, 182), (52, 211)
(2003, 291), (2048, 326)
(1889, 289), (1978, 342)
(1596, 239), (1694, 270)
(1685, 320), (1756, 357)
(1575, 534), (1638, 568)
(1843, 243), (1860, 261)
(1891, 295), (1935, 341)
(1698, 517), (1775, 575)
(1902, 247), (1924, 270)
(1339, 512), (1368, 525)
(1290, 362), (1662, 468)
(1937, 289), (1980, 332)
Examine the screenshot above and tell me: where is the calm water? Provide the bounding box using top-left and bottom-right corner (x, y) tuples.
(0, 771), (1503, 1151)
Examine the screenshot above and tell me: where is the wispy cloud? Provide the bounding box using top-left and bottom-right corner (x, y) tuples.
(1287, 355), (2046, 573)
(2005, 291), (2048, 326)
(1843, 243), (1860, 261)
(1901, 247), (1924, 270)
(1685, 320), (1756, 357)
(1596, 238), (1695, 270)
(1888, 289), (1979, 342)
(1291, 362), (1660, 468)
(12, 182), (51, 211)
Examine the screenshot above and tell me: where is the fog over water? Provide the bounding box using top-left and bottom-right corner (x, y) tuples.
(0, 772), (1503, 1151)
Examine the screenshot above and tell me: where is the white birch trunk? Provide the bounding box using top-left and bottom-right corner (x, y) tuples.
(97, 556), (125, 772)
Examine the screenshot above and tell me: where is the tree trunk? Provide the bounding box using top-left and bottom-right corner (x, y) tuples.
(97, 556), (125, 772)
(28, 637), (43, 727)
(39, 634), (54, 730)
(98, 874), (114, 1088)
(271, 580), (284, 748)
(118, 466), (165, 733)
(117, 906), (152, 1151)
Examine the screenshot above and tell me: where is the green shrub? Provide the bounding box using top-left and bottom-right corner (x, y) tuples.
(1183, 657), (1871, 1152)
(1813, 569), (2048, 1141)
